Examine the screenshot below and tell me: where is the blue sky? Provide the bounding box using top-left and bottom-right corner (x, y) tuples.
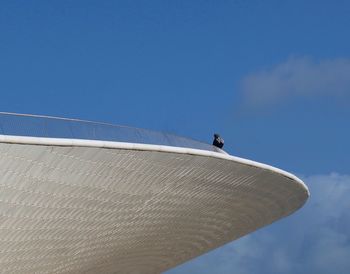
(0, 1), (349, 273)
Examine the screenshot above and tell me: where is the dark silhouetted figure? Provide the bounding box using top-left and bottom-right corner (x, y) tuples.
(213, 133), (224, 149)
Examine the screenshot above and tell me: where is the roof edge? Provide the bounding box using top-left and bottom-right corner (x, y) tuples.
(0, 134), (310, 197)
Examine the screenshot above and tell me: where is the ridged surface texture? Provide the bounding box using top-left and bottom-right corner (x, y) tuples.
(0, 143), (308, 274)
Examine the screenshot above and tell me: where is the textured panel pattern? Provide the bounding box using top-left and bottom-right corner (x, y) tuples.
(0, 143), (308, 274)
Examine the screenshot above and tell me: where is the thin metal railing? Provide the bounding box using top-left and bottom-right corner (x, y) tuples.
(0, 112), (222, 153)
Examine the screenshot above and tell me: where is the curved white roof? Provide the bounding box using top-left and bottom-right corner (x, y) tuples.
(0, 113), (309, 273)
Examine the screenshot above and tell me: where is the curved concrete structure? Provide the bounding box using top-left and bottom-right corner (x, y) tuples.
(0, 113), (309, 274)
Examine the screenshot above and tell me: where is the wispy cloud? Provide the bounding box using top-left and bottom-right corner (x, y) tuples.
(167, 173), (350, 274)
(241, 57), (350, 107)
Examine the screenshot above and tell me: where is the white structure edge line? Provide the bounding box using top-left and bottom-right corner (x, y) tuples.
(0, 134), (309, 196)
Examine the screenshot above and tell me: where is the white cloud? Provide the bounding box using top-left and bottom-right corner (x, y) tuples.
(241, 57), (350, 107)
(167, 173), (350, 274)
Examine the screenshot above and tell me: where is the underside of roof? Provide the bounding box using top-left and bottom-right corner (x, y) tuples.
(0, 142), (308, 274)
